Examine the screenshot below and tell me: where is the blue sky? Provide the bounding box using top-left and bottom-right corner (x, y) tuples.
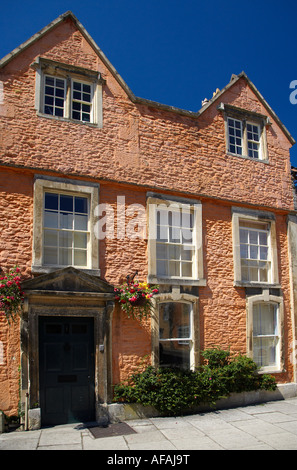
(1, 0), (297, 166)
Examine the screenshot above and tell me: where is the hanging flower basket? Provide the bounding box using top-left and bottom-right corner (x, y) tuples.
(114, 279), (159, 320)
(0, 266), (25, 323)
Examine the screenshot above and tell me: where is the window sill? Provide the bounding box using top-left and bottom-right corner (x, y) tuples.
(37, 112), (101, 128)
(148, 275), (206, 286)
(226, 152), (269, 164)
(257, 367), (283, 375)
(234, 281), (281, 289)
(31, 265), (101, 277)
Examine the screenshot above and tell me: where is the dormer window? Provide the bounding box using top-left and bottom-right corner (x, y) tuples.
(32, 57), (105, 127)
(219, 103), (269, 161)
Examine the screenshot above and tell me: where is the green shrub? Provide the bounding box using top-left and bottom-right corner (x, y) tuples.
(113, 348), (277, 415)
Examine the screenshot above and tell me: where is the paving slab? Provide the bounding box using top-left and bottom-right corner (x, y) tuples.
(2, 397), (297, 450)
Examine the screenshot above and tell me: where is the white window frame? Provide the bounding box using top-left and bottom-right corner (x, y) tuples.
(247, 291), (284, 373)
(239, 219), (271, 283)
(43, 191), (90, 268)
(147, 195), (205, 286)
(32, 57), (104, 127)
(221, 104), (268, 161)
(32, 176), (100, 275)
(70, 79), (94, 123)
(158, 301), (194, 369)
(151, 290), (199, 371)
(43, 75), (66, 118)
(232, 208), (279, 287)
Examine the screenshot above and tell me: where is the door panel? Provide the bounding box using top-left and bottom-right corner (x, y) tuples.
(39, 316), (95, 426)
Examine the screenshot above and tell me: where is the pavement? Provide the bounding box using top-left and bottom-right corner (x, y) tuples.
(1, 397), (297, 451)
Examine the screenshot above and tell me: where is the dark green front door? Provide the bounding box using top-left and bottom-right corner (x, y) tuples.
(39, 316), (95, 426)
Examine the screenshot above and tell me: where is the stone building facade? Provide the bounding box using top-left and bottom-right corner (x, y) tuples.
(0, 11), (296, 427)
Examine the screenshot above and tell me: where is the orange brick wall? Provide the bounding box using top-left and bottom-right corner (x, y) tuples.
(0, 19), (294, 211)
(0, 18), (295, 415)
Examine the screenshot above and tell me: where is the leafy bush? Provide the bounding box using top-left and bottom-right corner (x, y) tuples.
(113, 348), (277, 415)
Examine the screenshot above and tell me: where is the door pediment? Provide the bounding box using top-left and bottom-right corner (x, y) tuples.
(22, 266), (114, 295)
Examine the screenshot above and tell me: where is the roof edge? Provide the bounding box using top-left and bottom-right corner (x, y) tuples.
(0, 13), (295, 146)
(0, 11), (137, 102)
(0, 11), (72, 69)
(197, 71), (295, 146)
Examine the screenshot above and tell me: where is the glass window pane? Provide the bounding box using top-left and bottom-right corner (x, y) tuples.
(45, 193), (58, 210)
(169, 226), (180, 243)
(250, 245), (259, 259)
(45, 86), (54, 96)
(159, 341), (190, 369)
(73, 91), (81, 100)
(72, 111), (80, 120)
(260, 246), (268, 260)
(159, 303), (191, 340)
(74, 250), (87, 266)
(44, 230), (58, 247)
(59, 231), (73, 248)
(74, 214), (88, 231)
(259, 232), (268, 245)
(56, 79), (65, 89)
(249, 267), (259, 282)
(240, 229), (248, 244)
(240, 245), (248, 259)
(55, 108), (64, 117)
(249, 231), (258, 245)
(182, 262), (192, 277)
(181, 212), (193, 229)
(60, 195), (73, 212)
(45, 76), (54, 86)
(60, 212), (73, 230)
(72, 101), (81, 111)
(182, 229), (192, 244)
(82, 113), (90, 122)
(254, 303), (277, 335)
(169, 245), (180, 260)
(44, 211), (58, 229)
(55, 98), (64, 108)
(157, 209), (169, 226)
(241, 266), (249, 281)
(259, 268), (268, 282)
(74, 232), (87, 249)
(83, 83), (91, 93)
(157, 224), (168, 242)
(181, 246), (193, 261)
(44, 247), (58, 265)
(45, 95), (54, 105)
(169, 261), (180, 276)
(156, 243), (168, 260)
(157, 259), (168, 276)
(253, 303), (278, 367)
(159, 302), (192, 369)
(59, 248), (72, 265)
(82, 95), (91, 104)
(253, 337), (277, 368)
(75, 197), (88, 214)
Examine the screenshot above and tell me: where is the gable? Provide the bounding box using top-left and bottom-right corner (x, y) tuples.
(0, 11), (135, 102)
(0, 11), (294, 146)
(197, 72), (295, 147)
